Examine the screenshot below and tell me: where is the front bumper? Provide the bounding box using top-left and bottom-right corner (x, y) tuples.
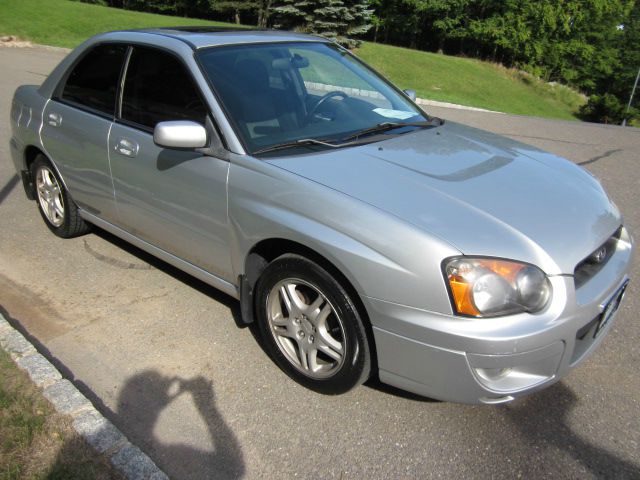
(365, 227), (634, 405)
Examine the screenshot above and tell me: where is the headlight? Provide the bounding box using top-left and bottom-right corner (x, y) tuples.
(444, 257), (552, 317)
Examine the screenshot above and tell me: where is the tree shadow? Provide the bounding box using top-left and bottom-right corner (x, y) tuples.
(502, 382), (640, 478)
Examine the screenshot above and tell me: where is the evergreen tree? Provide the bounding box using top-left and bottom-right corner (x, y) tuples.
(271, 0), (372, 48)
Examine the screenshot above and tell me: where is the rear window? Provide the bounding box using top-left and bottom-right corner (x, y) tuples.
(61, 44), (127, 115)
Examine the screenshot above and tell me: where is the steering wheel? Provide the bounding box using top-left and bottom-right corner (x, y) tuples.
(305, 91), (349, 123)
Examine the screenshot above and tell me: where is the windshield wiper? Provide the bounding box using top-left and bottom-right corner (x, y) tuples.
(252, 118), (444, 155)
(341, 119), (443, 142)
(253, 137), (351, 155)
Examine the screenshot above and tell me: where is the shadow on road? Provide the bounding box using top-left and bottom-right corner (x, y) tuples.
(503, 382), (640, 478)
(0, 174), (19, 205)
(44, 370), (244, 479)
(88, 226), (245, 328)
(115, 370), (245, 479)
(363, 376), (438, 402)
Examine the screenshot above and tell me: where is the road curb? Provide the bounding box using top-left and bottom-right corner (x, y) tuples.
(0, 311), (169, 480)
(415, 97), (504, 114)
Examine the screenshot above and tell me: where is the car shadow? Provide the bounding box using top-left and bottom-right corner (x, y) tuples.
(501, 382), (640, 478)
(363, 376), (439, 402)
(87, 226), (246, 329)
(0, 174), (19, 205)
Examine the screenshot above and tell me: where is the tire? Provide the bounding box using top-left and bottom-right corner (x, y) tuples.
(31, 154), (90, 238)
(254, 254), (371, 394)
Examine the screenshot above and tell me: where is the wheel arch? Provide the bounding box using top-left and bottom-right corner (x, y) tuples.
(239, 237), (378, 374)
(21, 145), (47, 200)
(23, 146), (71, 197)
(24, 145), (45, 170)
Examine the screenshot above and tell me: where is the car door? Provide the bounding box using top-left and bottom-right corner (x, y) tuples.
(41, 43), (127, 222)
(108, 45), (232, 280)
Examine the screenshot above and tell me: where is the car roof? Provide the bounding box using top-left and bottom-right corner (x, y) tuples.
(115, 27), (330, 49)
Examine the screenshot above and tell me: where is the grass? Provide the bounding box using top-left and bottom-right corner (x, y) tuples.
(0, 348), (121, 479)
(0, 0), (239, 49)
(356, 42), (585, 120)
(0, 0), (585, 120)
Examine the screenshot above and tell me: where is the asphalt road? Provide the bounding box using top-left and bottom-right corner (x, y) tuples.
(1, 45), (639, 480)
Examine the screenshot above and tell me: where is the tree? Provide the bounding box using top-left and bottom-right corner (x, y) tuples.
(613, 1), (640, 122)
(271, 0), (373, 47)
(579, 93), (628, 123)
(210, 0), (259, 24)
(257, 0), (274, 27)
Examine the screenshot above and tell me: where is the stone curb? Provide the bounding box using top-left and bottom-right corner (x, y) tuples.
(415, 97), (505, 114)
(0, 312), (169, 480)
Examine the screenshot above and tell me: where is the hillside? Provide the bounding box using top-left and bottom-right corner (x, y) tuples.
(0, 0), (584, 120)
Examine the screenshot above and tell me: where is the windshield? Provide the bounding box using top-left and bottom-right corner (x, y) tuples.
(196, 42), (428, 155)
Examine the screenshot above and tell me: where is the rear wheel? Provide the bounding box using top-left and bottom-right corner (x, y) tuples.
(254, 254), (371, 394)
(31, 155), (89, 238)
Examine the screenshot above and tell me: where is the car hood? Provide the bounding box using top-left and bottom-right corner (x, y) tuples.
(264, 121), (621, 274)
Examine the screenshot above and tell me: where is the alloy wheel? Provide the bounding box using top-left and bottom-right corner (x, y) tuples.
(266, 278), (347, 378)
(35, 166), (65, 227)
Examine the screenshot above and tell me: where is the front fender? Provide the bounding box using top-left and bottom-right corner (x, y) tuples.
(227, 157), (461, 315)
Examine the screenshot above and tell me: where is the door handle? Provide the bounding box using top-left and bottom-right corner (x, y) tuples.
(47, 112), (62, 127)
(114, 138), (139, 158)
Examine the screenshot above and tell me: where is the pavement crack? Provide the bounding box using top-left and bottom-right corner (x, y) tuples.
(577, 148), (622, 166)
(124, 292), (169, 306)
(83, 239), (153, 270)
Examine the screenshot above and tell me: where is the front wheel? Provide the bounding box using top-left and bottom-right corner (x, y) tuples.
(254, 254), (371, 394)
(31, 155), (89, 238)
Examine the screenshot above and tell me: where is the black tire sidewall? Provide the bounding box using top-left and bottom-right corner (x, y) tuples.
(254, 254), (370, 394)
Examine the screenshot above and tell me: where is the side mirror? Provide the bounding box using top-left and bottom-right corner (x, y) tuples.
(153, 121), (207, 149)
(403, 89), (417, 101)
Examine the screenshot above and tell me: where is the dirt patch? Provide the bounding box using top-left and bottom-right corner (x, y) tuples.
(0, 35), (33, 48)
(0, 35), (70, 52)
(0, 272), (71, 342)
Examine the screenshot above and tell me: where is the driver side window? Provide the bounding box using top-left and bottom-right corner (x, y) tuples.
(121, 47), (207, 130)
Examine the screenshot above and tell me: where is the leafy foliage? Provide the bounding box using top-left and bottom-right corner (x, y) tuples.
(579, 93), (626, 123)
(72, 0), (640, 124)
(368, 0), (638, 124)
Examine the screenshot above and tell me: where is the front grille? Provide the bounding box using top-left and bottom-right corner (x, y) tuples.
(573, 227), (622, 289)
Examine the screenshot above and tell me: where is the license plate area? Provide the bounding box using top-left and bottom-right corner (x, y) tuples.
(595, 280), (629, 338)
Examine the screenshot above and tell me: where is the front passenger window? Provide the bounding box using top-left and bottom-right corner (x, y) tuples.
(121, 47), (207, 130)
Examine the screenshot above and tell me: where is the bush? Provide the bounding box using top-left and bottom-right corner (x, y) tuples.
(578, 93), (633, 124)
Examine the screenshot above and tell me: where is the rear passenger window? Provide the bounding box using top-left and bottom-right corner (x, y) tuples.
(121, 47), (207, 129)
(61, 44), (127, 115)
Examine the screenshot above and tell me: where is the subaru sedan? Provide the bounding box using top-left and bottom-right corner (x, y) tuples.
(9, 27), (634, 404)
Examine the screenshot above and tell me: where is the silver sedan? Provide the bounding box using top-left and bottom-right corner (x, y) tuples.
(9, 27), (634, 404)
